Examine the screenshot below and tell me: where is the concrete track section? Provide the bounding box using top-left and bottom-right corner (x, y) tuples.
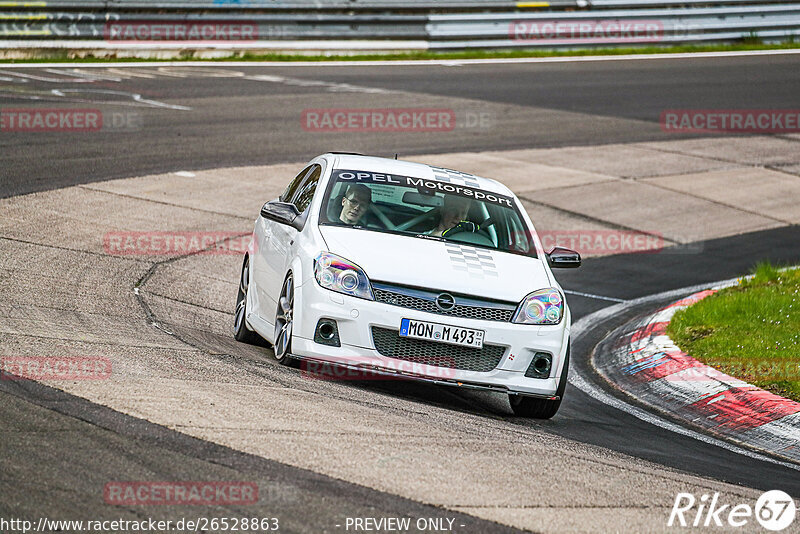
(2, 134), (800, 532)
(0, 379), (522, 534)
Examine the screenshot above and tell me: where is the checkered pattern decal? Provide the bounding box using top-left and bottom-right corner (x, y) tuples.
(429, 166), (481, 188)
(445, 243), (498, 278)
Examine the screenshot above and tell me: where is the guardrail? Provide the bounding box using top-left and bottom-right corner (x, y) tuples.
(1, 1), (798, 54)
(0, 0), (576, 9)
(1, 0), (790, 9)
(587, 0), (789, 7)
(430, 4), (800, 47)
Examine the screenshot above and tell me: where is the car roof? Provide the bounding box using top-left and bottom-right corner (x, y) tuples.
(325, 153), (515, 197)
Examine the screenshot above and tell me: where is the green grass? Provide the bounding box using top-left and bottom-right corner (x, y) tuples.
(667, 263), (800, 402)
(2, 41), (800, 63)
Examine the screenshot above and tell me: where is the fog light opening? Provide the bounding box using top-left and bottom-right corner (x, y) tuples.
(314, 319), (341, 347)
(525, 352), (552, 379)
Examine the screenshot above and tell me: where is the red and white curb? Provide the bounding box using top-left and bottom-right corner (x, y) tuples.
(594, 285), (800, 464)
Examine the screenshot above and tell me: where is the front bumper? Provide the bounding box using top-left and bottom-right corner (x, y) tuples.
(292, 278), (570, 397)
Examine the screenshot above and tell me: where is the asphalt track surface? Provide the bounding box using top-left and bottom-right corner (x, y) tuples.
(2, 55), (800, 530)
(2, 53), (800, 197)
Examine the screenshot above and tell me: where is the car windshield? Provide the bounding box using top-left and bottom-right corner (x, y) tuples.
(319, 169), (537, 257)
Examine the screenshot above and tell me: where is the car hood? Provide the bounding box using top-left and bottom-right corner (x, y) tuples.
(318, 226), (552, 303)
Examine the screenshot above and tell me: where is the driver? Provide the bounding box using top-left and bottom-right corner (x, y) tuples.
(338, 184), (372, 225)
(428, 195), (473, 237)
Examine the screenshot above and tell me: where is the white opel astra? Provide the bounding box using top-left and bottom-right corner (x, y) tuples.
(234, 153), (580, 418)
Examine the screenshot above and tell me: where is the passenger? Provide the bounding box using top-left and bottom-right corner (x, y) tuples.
(338, 184), (372, 225)
(428, 195), (473, 237)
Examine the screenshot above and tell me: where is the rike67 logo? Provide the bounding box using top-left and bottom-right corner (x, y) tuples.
(669, 490), (796, 531)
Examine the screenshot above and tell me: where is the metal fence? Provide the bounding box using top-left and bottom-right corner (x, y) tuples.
(1, 1), (799, 52)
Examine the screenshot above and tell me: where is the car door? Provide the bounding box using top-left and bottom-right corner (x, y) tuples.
(252, 165), (315, 322)
(259, 164), (322, 324)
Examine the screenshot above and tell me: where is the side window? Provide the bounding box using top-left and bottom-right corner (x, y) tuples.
(506, 211), (532, 254)
(290, 165), (322, 213)
(280, 165), (314, 203)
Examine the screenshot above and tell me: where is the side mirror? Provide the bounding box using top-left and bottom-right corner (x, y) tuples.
(547, 247), (581, 269)
(260, 201), (304, 231)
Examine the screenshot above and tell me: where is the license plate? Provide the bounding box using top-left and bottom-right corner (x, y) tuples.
(399, 318), (484, 349)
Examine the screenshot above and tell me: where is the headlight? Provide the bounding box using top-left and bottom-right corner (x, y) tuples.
(513, 288), (564, 325)
(314, 252), (374, 300)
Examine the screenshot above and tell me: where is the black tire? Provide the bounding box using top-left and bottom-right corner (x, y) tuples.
(234, 255), (261, 344)
(509, 344), (570, 419)
(273, 272), (299, 368)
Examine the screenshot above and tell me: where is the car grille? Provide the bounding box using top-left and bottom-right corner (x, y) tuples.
(372, 283), (516, 323)
(371, 327), (506, 372)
